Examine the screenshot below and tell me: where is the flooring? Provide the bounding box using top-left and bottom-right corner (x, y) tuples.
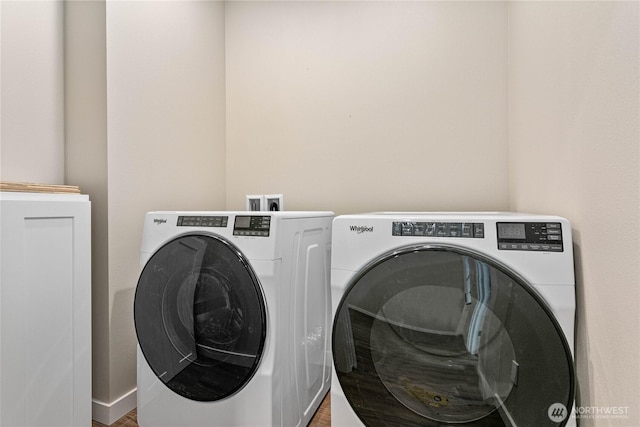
(91, 392), (331, 427)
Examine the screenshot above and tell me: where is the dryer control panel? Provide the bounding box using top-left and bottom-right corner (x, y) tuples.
(177, 215), (228, 227)
(496, 222), (563, 252)
(392, 222), (485, 238)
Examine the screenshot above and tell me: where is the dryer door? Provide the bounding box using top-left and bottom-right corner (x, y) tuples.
(333, 245), (574, 426)
(134, 234), (266, 402)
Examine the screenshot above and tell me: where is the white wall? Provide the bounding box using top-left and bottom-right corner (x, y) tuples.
(509, 2), (639, 426)
(4, 1), (227, 419)
(56, 1), (228, 421)
(104, 0), (227, 408)
(3, 1), (639, 424)
(225, 1), (510, 213)
(0, 0), (65, 183)
(64, 0), (111, 407)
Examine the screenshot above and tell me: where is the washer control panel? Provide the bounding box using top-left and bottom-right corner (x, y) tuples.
(496, 222), (563, 252)
(177, 215), (228, 227)
(233, 215), (271, 237)
(392, 222), (485, 238)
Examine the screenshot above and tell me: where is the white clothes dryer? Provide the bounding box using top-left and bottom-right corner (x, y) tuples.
(331, 213), (576, 427)
(134, 211), (333, 426)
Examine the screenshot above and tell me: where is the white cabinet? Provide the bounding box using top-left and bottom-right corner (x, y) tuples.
(0, 192), (91, 427)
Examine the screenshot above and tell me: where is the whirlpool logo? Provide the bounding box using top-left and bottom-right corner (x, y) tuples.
(349, 225), (374, 234)
(153, 218), (167, 225)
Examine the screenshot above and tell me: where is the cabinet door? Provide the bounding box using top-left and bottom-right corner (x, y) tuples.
(0, 193), (91, 427)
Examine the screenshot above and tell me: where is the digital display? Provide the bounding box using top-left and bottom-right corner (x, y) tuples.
(497, 223), (526, 240)
(233, 216), (271, 237)
(235, 216), (251, 229)
(496, 222), (563, 252)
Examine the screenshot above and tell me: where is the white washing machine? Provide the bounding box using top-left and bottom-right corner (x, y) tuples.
(134, 211), (333, 426)
(331, 213), (576, 427)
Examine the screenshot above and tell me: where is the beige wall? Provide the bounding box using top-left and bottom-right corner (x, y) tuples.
(66, 0), (227, 415)
(64, 0), (110, 405)
(3, 1), (640, 424)
(6, 0), (227, 415)
(225, 1), (510, 213)
(104, 0), (227, 403)
(0, 0), (65, 183)
(509, 2), (639, 425)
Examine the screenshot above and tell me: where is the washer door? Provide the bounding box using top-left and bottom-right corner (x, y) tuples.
(134, 234), (266, 402)
(333, 245), (574, 426)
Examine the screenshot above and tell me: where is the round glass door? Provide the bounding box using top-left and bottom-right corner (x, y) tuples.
(333, 245), (574, 426)
(134, 234), (266, 402)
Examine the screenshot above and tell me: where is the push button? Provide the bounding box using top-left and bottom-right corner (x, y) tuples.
(436, 223), (449, 237)
(425, 223), (436, 236)
(392, 222), (402, 236)
(401, 223), (415, 236)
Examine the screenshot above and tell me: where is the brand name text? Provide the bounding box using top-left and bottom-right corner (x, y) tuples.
(349, 225), (374, 234)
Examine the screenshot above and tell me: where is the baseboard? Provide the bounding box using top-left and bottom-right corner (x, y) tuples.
(92, 388), (137, 426)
